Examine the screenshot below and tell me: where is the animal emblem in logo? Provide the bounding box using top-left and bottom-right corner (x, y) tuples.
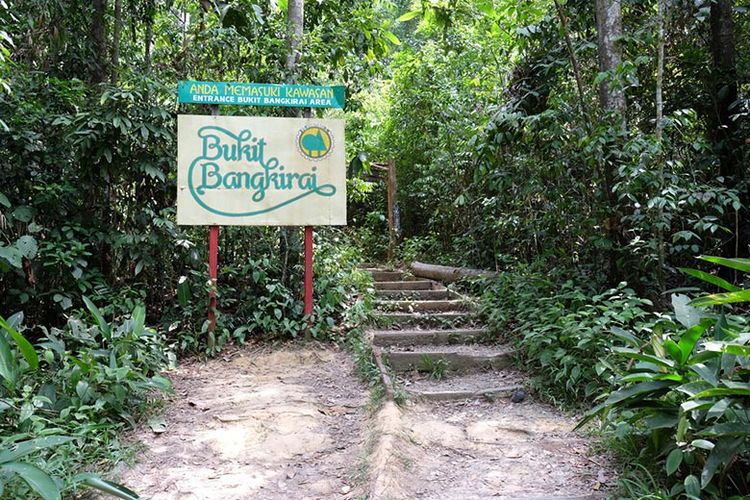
(298, 125), (333, 160)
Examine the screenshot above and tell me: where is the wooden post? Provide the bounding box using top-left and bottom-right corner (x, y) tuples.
(304, 225), (314, 317)
(208, 105), (220, 334)
(208, 225), (219, 332)
(386, 160), (398, 261)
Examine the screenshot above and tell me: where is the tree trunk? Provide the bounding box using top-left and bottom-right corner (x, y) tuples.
(552, 0), (587, 122)
(280, 0), (305, 287)
(655, 0), (666, 291)
(595, 0), (627, 283)
(709, 0), (746, 259)
(90, 0), (108, 83)
(410, 261), (496, 283)
(111, 0), (121, 84)
(595, 0), (626, 122)
(286, 0), (304, 78)
(144, 14), (153, 71)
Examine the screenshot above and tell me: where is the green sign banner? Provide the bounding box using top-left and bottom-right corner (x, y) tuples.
(178, 81), (345, 109)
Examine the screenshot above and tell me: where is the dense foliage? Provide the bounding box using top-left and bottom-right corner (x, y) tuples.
(345, 0), (750, 497)
(2, 0), (750, 497)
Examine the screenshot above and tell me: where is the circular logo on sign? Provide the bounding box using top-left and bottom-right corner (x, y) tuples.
(297, 125), (333, 161)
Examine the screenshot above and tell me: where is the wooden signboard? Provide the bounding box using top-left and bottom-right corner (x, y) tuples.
(177, 114), (346, 226)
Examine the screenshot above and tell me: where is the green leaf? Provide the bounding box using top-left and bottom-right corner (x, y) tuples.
(74, 474), (140, 500)
(684, 475), (701, 497)
(666, 448), (683, 476)
(690, 289), (750, 307)
(0, 191), (10, 208)
(0, 332), (18, 387)
(382, 31), (401, 45)
(663, 339), (682, 364)
(681, 399), (713, 412)
(689, 363), (717, 386)
(700, 423), (750, 437)
(672, 293), (703, 327)
(677, 322), (709, 365)
(612, 347), (675, 368)
(0, 245), (23, 268)
(76, 381), (93, 403)
(397, 9), (421, 21)
(618, 372), (683, 383)
(692, 387), (750, 398)
(698, 255), (750, 273)
(12, 206), (33, 223)
(0, 316), (38, 370)
(701, 437), (743, 488)
(82, 296), (111, 340)
(703, 341), (750, 357)
(611, 327), (640, 347)
(15, 235), (38, 259)
(84, 478), (140, 499)
(0, 462), (60, 500)
(604, 380), (675, 406)
(679, 267), (741, 292)
(0, 436), (74, 463)
(177, 276), (191, 308)
(707, 398), (730, 420)
(148, 374), (172, 392)
(131, 305), (146, 337)
(691, 439), (715, 450)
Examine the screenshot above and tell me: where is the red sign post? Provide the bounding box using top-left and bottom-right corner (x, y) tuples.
(208, 225), (219, 331)
(304, 226), (314, 316)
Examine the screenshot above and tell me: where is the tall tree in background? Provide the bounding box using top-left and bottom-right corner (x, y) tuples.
(595, 0), (626, 123)
(708, 0), (747, 258)
(286, 0), (304, 79)
(595, 0), (626, 281)
(111, 0), (122, 83)
(280, 0), (306, 285)
(90, 0), (108, 83)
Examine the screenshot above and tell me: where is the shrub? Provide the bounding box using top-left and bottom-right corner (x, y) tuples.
(0, 298), (172, 498)
(580, 257), (750, 498)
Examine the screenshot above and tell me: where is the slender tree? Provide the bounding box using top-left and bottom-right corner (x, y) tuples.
(90, 0), (108, 83)
(280, 0), (306, 285)
(595, 0), (626, 281)
(708, 0), (747, 258)
(286, 0), (304, 78)
(595, 0), (626, 124)
(111, 0), (122, 83)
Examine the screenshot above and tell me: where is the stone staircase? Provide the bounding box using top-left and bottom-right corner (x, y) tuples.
(364, 266), (524, 402)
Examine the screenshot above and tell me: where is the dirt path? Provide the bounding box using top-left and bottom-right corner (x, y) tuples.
(116, 344), (366, 500)
(396, 399), (611, 499)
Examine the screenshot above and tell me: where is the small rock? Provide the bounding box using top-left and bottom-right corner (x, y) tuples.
(340, 485), (351, 494)
(510, 388), (527, 403)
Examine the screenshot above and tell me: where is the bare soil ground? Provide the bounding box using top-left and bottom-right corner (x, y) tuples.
(394, 398), (614, 499)
(115, 344), (366, 500)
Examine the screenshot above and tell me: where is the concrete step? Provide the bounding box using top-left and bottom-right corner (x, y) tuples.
(372, 311), (477, 329)
(370, 270), (404, 282)
(399, 370), (523, 402)
(383, 344), (514, 372)
(376, 289), (451, 300)
(371, 328), (487, 346)
(375, 299), (469, 313)
(374, 280), (436, 291)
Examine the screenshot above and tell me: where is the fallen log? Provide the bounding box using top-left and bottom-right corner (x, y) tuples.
(409, 261), (496, 283)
